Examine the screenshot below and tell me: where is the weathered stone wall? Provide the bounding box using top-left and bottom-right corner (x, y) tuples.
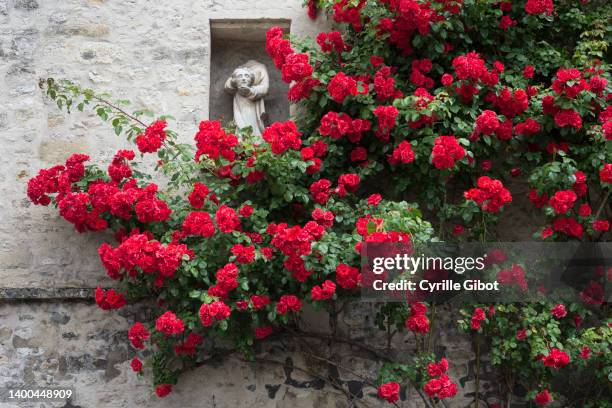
(1, 300), (487, 408)
(0, 1), (496, 407)
(0, 0), (329, 289)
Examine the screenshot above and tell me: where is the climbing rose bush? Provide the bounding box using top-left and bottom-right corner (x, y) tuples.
(29, 0), (611, 406)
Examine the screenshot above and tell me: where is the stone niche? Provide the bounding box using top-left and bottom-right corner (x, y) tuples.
(209, 19), (290, 127)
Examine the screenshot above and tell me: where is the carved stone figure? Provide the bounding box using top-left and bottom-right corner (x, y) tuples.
(224, 60), (269, 136)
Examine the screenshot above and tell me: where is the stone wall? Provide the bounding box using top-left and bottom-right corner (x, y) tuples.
(0, 1), (496, 407)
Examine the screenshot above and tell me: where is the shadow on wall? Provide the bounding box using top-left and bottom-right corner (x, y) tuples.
(209, 21), (290, 127)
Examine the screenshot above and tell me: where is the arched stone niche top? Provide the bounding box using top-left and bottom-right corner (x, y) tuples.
(209, 19), (291, 127)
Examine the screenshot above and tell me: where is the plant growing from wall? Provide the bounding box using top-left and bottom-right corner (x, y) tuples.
(28, 0), (611, 406)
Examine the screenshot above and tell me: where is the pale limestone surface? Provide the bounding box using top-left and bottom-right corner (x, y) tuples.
(0, 0), (328, 289)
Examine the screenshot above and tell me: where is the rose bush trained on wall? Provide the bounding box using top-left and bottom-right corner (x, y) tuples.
(28, 0), (611, 406)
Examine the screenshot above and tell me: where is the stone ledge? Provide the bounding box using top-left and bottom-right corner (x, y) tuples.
(0, 287), (95, 301)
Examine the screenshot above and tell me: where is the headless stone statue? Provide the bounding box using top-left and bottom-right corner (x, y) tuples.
(224, 60), (269, 136)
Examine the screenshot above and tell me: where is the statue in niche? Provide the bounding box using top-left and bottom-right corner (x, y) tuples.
(224, 60), (269, 136)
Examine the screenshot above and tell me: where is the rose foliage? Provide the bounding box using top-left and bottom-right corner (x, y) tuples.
(29, 0), (611, 406)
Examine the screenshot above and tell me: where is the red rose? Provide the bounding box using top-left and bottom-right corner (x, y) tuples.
(593, 219), (610, 231)
(239, 205), (254, 218)
(578, 203), (592, 217)
(470, 307), (486, 330)
(475, 110), (500, 135)
(215, 205), (240, 233)
(541, 227), (554, 239)
(431, 135), (465, 169)
(452, 52), (488, 82)
(263, 120), (302, 154)
(128, 322), (150, 349)
(534, 389), (552, 406)
(464, 176), (512, 213)
(350, 147), (367, 162)
(182, 211), (215, 237)
(281, 53), (313, 83)
(312, 208), (335, 228)
(367, 194), (382, 206)
(373, 105), (399, 141)
(136, 120), (167, 153)
(231, 244), (255, 264)
(155, 384), (172, 398)
(174, 333), (203, 356)
(327, 72), (358, 103)
(551, 304), (567, 319)
(194, 120), (238, 162)
(95, 287), (126, 310)
(199, 301), (231, 327)
(254, 326), (274, 340)
(406, 314), (430, 334)
(250, 295), (270, 310)
(310, 179), (332, 204)
(549, 190), (577, 214)
(336, 263), (361, 289)
(552, 68), (587, 98)
(131, 358), (143, 372)
(427, 358), (449, 377)
(276, 295), (302, 315)
(424, 374), (458, 399)
(441, 73), (454, 87)
(515, 118), (541, 137)
(600, 164), (612, 184)
(552, 217), (584, 238)
(311, 280), (336, 301)
(388, 141), (415, 165)
(188, 182), (209, 208)
(554, 109), (582, 129)
(155, 311), (184, 336)
(452, 225), (464, 235)
(337, 173), (360, 195)
(377, 382), (400, 403)
(579, 346), (591, 359)
(543, 348), (570, 369)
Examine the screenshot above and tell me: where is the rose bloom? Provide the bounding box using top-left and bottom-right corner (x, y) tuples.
(543, 348), (570, 369)
(377, 381), (400, 403)
(541, 227), (553, 239)
(600, 163), (612, 184)
(406, 314), (430, 334)
(155, 384), (172, 398)
(549, 190), (577, 214)
(593, 220), (610, 231)
(534, 389), (552, 406)
(578, 203), (592, 217)
(427, 358), (449, 377)
(579, 346), (591, 359)
(551, 304), (567, 319)
(367, 194), (382, 206)
(131, 358), (143, 372)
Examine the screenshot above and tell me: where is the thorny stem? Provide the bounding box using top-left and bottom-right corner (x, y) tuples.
(298, 350), (404, 408)
(285, 329), (390, 360)
(387, 316), (392, 352)
(42, 79), (223, 178)
(594, 189), (611, 220)
(475, 333), (481, 408)
(288, 331), (436, 408)
(428, 303), (437, 354)
(242, 356), (376, 408)
(89, 93), (149, 128)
